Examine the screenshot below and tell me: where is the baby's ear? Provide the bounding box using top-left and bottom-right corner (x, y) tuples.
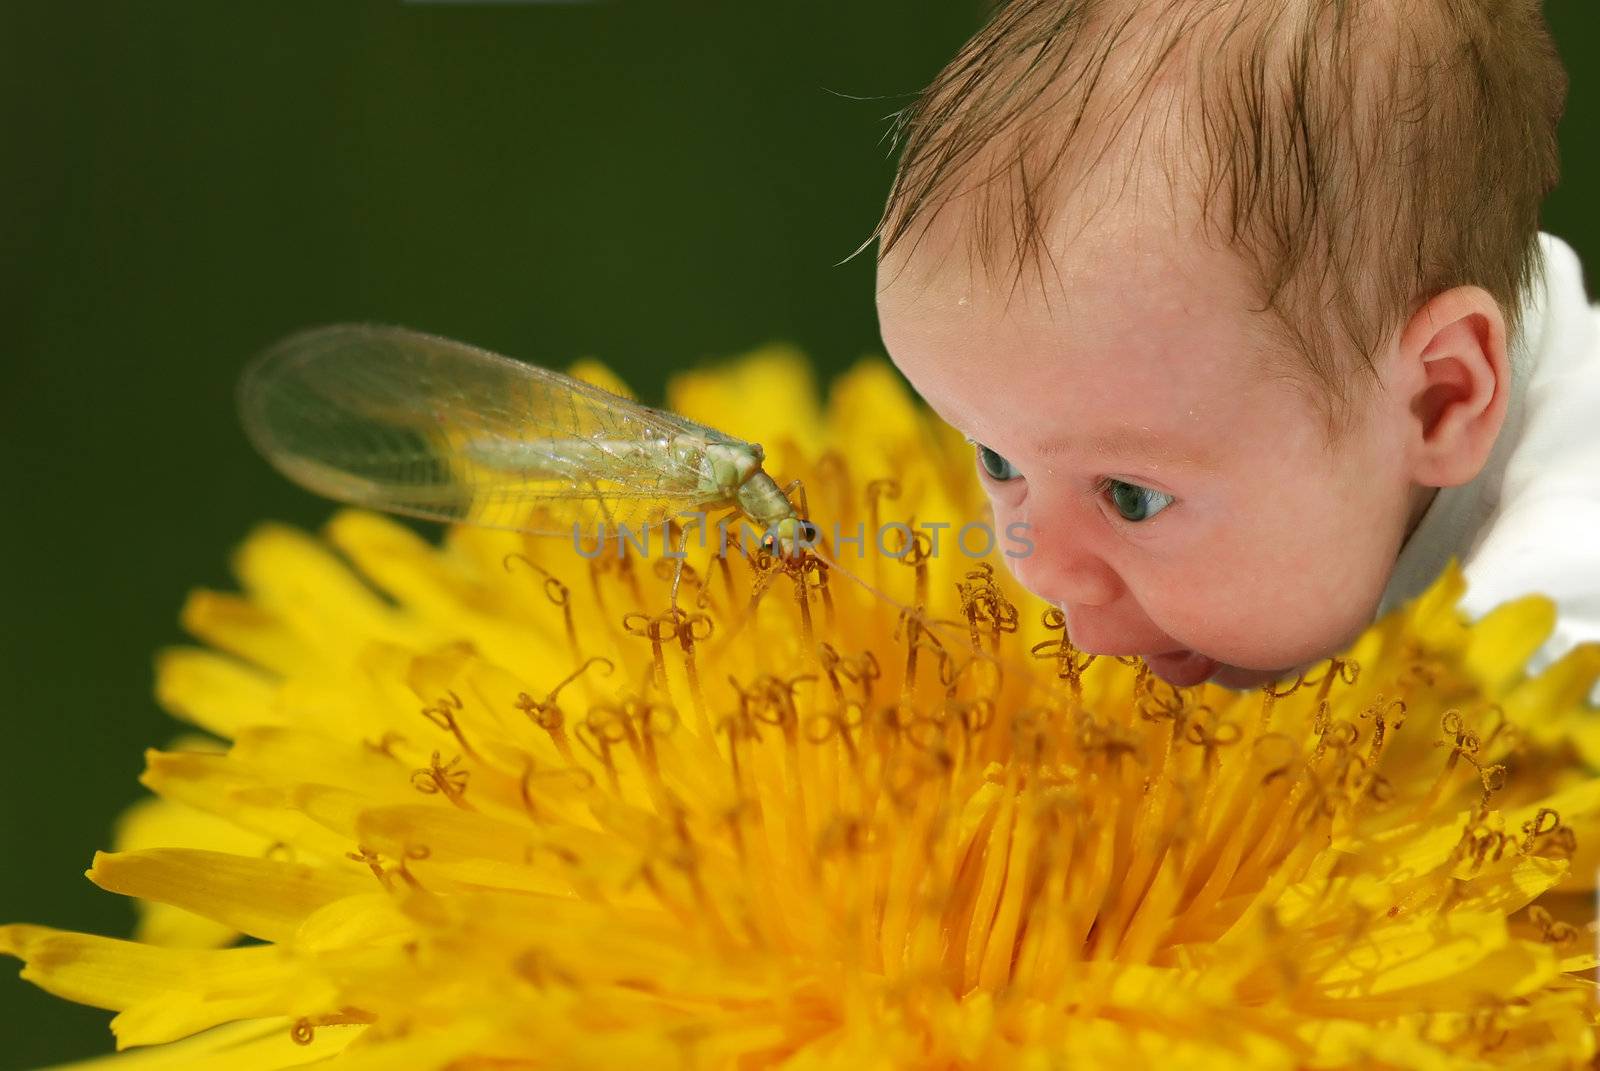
(1398, 286), (1510, 488)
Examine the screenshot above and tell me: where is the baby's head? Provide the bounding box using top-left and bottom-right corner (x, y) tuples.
(874, 0), (1566, 688)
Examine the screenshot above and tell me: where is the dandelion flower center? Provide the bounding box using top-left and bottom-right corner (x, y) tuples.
(4, 350), (1598, 1069)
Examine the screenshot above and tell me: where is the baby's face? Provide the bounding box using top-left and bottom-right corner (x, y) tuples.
(877, 209), (1427, 690)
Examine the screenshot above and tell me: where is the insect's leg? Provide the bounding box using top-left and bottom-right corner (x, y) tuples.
(706, 506), (759, 611)
(778, 479), (817, 556)
(669, 523), (693, 610)
(778, 479), (810, 519)
(709, 508), (752, 564)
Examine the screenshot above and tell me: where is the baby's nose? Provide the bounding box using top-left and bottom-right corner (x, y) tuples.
(1007, 530), (1120, 610)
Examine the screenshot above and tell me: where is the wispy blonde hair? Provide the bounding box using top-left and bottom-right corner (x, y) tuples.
(871, 0), (1567, 439)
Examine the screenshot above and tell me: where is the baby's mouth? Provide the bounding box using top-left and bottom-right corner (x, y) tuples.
(1143, 648), (1220, 687)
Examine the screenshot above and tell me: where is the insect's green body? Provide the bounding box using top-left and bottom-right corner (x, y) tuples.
(239, 324), (807, 559)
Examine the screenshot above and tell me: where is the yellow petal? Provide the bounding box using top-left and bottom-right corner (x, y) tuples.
(35, 1018), (353, 1069)
(113, 797), (270, 949)
(1460, 593), (1557, 692)
(139, 750), (354, 862)
(564, 357), (636, 400)
(153, 647), (283, 737)
(178, 591), (306, 677)
(88, 849), (371, 944)
(0, 925), (293, 1015)
(667, 344), (821, 448)
(1310, 911), (1555, 1000)
(232, 522), (416, 661)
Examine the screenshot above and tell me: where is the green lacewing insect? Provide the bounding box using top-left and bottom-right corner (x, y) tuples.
(238, 324), (813, 575)
(238, 323), (1043, 694)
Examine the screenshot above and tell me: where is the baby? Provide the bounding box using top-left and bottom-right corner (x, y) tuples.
(872, 0), (1599, 693)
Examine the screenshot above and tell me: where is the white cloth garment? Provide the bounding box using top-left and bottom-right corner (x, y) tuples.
(1376, 232), (1600, 703)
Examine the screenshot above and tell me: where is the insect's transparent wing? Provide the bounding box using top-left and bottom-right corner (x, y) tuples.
(238, 324), (738, 535)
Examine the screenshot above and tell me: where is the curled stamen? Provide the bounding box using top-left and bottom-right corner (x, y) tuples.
(820, 645), (881, 706)
(1263, 674), (1308, 699)
(1253, 733), (1300, 785)
(1185, 718), (1243, 764)
(937, 648), (1001, 701)
(803, 701), (866, 760)
(573, 718), (623, 793)
(514, 691), (564, 732)
(1295, 766), (1340, 820)
(730, 673), (814, 729)
(363, 731), (407, 759)
(1436, 709), (1483, 758)
(518, 753), (597, 819)
(652, 607), (712, 733)
(818, 642), (846, 704)
(420, 690), (477, 758)
(1477, 763), (1507, 796)
(1330, 752), (1377, 803)
(1522, 807), (1561, 842)
(781, 554), (824, 657)
(392, 844), (431, 889)
(502, 553), (571, 608)
(347, 844), (386, 883)
(1527, 904), (1580, 946)
(289, 1008), (377, 1046)
(1360, 697), (1407, 764)
(894, 605), (947, 703)
(864, 478), (901, 520)
(502, 557), (579, 656)
(1136, 676), (1191, 725)
(890, 528), (935, 633)
(744, 546), (787, 613)
(956, 563), (1021, 653)
(902, 710), (951, 754)
(624, 608), (693, 700)
(1402, 656), (1442, 688)
(1313, 709), (1360, 760)
(1034, 608), (1096, 692)
(625, 694), (681, 738)
(1520, 808), (1577, 858)
(949, 697), (996, 737)
(885, 523), (931, 565)
(1068, 710), (1138, 766)
(411, 751), (472, 807)
(1300, 657), (1360, 707)
(516, 657), (615, 742)
(581, 704), (634, 746)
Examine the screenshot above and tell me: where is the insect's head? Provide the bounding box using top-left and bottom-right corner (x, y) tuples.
(764, 516), (816, 559)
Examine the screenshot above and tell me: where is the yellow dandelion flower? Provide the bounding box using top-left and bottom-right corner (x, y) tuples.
(5, 352), (1600, 1070)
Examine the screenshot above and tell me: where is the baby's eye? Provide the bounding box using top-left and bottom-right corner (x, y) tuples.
(1097, 477), (1173, 523)
(972, 441), (1022, 482)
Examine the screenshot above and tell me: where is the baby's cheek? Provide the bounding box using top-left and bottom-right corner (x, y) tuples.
(984, 499), (1027, 567)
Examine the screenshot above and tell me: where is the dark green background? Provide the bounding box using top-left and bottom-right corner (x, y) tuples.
(1, 3), (1594, 1065)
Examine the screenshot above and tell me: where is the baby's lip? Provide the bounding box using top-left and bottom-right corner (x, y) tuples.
(1143, 648), (1220, 687)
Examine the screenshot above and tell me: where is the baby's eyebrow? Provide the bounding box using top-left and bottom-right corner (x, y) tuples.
(1037, 427), (1216, 469)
